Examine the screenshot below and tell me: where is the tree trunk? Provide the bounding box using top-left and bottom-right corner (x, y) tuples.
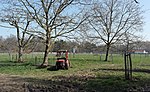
(104, 44), (110, 61)
(40, 34), (51, 67)
(41, 45), (49, 67)
(18, 46), (23, 62)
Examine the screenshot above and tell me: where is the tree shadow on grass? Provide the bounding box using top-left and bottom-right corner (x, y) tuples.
(88, 68), (150, 92)
(92, 68), (150, 74)
(0, 62), (31, 67)
(86, 75), (150, 92)
(0, 60), (45, 68)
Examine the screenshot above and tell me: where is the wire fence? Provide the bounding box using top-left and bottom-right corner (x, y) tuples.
(0, 52), (150, 67)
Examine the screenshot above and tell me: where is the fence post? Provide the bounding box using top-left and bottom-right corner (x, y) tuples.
(35, 56), (37, 65)
(100, 54), (102, 61)
(16, 54), (18, 62)
(124, 53), (128, 79)
(124, 53), (132, 80)
(129, 54), (132, 80)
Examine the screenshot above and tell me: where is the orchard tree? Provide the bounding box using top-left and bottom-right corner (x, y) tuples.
(19, 0), (88, 67)
(0, 1), (34, 62)
(85, 0), (143, 61)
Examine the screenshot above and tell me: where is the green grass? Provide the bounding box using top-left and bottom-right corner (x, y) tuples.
(0, 53), (150, 92)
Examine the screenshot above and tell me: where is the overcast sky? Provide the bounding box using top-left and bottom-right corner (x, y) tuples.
(0, 0), (150, 41)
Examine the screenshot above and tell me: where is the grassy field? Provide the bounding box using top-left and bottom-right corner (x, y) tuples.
(0, 53), (150, 92)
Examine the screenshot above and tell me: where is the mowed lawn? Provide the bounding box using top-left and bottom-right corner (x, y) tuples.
(0, 53), (150, 92)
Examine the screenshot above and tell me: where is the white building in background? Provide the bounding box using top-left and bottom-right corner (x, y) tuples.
(134, 50), (148, 54)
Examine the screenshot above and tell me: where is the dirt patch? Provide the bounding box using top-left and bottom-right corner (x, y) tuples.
(0, 74), (89, 92)
(0, 74), (26, 92)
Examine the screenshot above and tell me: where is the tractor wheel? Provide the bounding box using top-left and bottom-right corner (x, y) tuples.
(65, 62), (69, 70)
(55, 65), (59, 70)
(56, 62), (60, 70)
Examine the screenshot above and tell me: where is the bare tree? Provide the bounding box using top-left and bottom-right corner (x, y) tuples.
(85, 0), (143, 61)
(0, 1), (34, 62)
(134, 0), (139, 3)
(18, 0), (88, 67)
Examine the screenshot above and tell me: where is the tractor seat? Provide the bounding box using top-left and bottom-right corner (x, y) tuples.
(57, 59), (65, 62)
(57, 57), (66, 62)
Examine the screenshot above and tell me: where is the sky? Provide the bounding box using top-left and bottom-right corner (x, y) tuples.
(0, 0), (150, 41)
(140, 0), (150, 41)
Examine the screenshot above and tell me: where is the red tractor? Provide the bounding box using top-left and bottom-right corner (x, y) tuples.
(55, 50), (70, 70)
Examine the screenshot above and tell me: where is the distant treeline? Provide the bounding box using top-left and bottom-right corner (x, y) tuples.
(0, 35), (150, 54)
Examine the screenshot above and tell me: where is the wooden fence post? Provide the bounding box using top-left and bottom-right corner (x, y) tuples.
(124, 53), (132, 80)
